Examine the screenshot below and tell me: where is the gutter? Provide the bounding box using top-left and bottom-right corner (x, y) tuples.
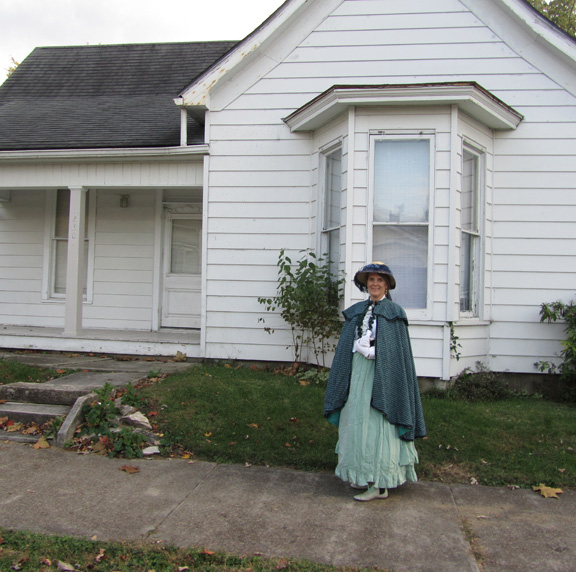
(0, 145), (210, 164)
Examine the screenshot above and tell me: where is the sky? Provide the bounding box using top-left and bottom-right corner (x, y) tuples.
(0, 0), (286, 81)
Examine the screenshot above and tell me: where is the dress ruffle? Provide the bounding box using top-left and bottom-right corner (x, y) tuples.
(335, 352), (419, 489)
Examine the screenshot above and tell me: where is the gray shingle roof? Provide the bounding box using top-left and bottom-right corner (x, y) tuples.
(0, 41), (238, 151)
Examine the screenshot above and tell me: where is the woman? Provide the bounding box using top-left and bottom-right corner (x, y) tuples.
(324, 262), (426, 501)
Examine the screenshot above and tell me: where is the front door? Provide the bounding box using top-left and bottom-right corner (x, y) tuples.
(161, 209), (202, 328)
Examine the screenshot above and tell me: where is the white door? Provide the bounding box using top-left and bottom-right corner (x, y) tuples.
(161, 211), (202, 328)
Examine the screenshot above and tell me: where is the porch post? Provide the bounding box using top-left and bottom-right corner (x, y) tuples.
(62, 186), (87, 337)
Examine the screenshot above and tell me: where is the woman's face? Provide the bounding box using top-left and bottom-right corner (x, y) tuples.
(367, 273), (388, 301)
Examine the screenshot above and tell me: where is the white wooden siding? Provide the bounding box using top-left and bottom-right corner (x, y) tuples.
(203, 0), (576, 375)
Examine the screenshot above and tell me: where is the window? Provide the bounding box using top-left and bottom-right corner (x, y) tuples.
(50, 189), (90, 297)
(169, 217), (202, 275)
(459, 148), (482, 316)
(372, 137), (431, 309)
(321, 147), (342, 277)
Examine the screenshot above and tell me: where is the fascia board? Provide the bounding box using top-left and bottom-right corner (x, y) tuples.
(0, 145), (210, 164)
(283, 84), (524, 132)
(179, 0), (307, 108)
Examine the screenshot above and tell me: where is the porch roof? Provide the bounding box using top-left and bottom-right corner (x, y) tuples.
(0, 41), (238, 151)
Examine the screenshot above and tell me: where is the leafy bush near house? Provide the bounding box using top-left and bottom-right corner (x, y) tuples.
(535, 297), (576, 401)
(452, 362), (512, 402)
(258, 249), (345, 368)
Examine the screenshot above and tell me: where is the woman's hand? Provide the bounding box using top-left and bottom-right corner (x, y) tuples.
(354, 331), (375, 359)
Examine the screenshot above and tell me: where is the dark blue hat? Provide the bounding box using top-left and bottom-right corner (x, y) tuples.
(354, 261), (396, 292)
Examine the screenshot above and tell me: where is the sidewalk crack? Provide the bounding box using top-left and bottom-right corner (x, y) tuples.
(449, 485), (485, 571)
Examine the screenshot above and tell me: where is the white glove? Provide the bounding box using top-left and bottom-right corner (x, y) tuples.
(354, 331), (375, 359)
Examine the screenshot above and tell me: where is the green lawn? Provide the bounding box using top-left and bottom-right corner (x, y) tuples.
(0, 527), (365, 572)
(139, 363), (576, 489)
(0, 357), (70, 385)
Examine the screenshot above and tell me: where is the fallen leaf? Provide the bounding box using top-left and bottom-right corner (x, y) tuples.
(120, 465), (140, 474)
(178, 567), (190, 571)
(22, 424), (40, 435)
(57, 562), (75, 572)
(56, 369), (67, 374)
(0, 400), (6, 405)
(95, 548), (106, 562)
(33, 436), (50, 449)
(201, 549), (215, 555)
(181, 452), (191, 459)
(533, 483), (563, 499)
(276, 557), (290, 570)
(204, 432), (212, 437)
(284, 443), (291, 448)
(224, 364), (232, 368)
(298, 380), (310, 386)
(558, 468), (566, 473)
(248, 423), (259, 429)
(173, 351), (187, 362)
(0, 416), (8, 424)
(476, 515), (488, 519)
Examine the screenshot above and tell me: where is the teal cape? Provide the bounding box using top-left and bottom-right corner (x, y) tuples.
(324, 298), (427, 441)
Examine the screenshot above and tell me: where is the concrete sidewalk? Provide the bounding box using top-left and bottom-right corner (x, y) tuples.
(1, 441), (575, 572)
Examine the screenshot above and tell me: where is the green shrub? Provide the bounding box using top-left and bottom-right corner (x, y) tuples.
(535, 297), (576, 401)
(452, 362), (512, 402)
(258, 249), (344, 367)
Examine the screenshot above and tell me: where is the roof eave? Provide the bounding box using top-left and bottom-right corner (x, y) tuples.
(0, 145), (210, 163)
(283, 83), (524, 132)
(178, 0), (303, 107)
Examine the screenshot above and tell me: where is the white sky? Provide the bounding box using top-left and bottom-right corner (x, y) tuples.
(0, 0), (286, 81)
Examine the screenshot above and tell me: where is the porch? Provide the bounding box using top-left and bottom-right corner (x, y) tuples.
(0, 325), (201, 358)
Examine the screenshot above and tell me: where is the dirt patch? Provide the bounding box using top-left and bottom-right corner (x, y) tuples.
(421, 462), (478, 484)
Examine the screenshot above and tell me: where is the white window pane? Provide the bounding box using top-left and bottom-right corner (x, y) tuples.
(54, 240), (88, 295)
(373, 225), (428, 308)
(324, 149), (342, 229)
(327, 229), (340, 277)
(374, 139), (430, 223)
(55, 189), (70, 238)
(171, 219), (202, 274)
(460, 232), (472, 312)
(462, 152), (477, 231)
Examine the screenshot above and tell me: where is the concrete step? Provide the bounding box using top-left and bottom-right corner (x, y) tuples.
(0, 371), (143, 406)
(0, 401), (70, 426)
(0, 382), (84, 406)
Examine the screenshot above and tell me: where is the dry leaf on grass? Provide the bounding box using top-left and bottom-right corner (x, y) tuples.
(532, 483), (563, 499)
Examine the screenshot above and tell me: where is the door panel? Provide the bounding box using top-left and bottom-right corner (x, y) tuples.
(161, 212), (201, 328)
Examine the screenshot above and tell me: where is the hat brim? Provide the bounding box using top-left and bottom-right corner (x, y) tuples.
(354, 270), (396, 290)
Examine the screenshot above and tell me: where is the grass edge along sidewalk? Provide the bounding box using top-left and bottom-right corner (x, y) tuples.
(0, 527), (377, 572)
(2, 358), (575, 490)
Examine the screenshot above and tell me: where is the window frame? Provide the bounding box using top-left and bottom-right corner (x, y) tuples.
(42, 188), (95, 303)
(459, 142), (485, 319)
(319, 142), (343, 277)
(368, 131), (435, 320)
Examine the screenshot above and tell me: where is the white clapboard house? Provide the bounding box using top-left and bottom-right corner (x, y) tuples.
(0, 0), (575, 382)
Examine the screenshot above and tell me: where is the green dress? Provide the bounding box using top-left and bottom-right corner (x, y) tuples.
(335, 352), (419, 489)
